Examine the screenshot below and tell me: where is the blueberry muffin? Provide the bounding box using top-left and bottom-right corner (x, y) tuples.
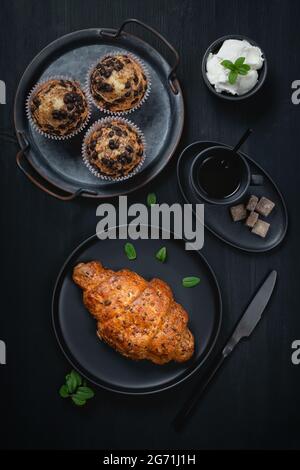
(28, 79), (89, 138)
(89, 54), (149, 113)
(84, 119), (144, 179)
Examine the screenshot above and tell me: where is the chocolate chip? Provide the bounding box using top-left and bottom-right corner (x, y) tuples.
(102, 157), (114, 168)
(52, 110), (67, 120)
(64, 92), (80, 104)
(112, 126), (122, 136)
(133, 74), (138, 84)
(125, 81), (131, 89)
(125, 91), (131, 98)
(118, 152), (128, 164)
(99, 83), (113, 92)
(109, 139), (118, 150)
(114, 61), (123, 72)
(126, 145), (133, 153)
(108, 131), (114, 138)
(103, 69), (112, 79)
(134, 90), (139, 97)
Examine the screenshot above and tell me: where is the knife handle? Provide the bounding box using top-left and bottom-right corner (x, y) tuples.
(172, 352), (226, 431)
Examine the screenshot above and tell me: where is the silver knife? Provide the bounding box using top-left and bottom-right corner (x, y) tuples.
(173, 270), (277, 431)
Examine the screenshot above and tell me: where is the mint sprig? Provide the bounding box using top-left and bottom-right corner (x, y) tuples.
(221, 57), (251, 85)
(59, 370), (95, 406)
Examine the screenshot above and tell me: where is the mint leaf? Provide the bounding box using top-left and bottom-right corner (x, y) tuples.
(124, 242), (136, 260)
(70, 370), (82, 388)
(156, 247), (167, 263)
(221, 59), (235, 71)
(229, 70), (238, 85)
(76, 387), (95, 400)
(66, 373), (77, 394)
(235, 56), (245, 67)
(182, 277), (201, 288)
(71, 395), (86, 406)
(147, 193), (157, 206)
(59, 385), (69, 398)
(237, 64), (251, 75)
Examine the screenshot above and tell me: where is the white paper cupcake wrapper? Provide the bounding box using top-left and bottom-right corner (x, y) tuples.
(85, 51), (151, 116)
(82, 116), (146, 182)
(26, 75), (92, 141)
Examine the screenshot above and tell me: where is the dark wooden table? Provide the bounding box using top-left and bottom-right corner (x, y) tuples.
(0, 0), (299, 450)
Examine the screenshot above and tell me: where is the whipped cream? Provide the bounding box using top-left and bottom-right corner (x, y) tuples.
(206, 39), (264, 96)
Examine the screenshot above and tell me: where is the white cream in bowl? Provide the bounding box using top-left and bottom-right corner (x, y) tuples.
(206, 39), (264, 96)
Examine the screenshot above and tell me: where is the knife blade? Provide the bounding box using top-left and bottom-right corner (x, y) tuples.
(173, 270), (277, 431)
(222, 270), (277, 357)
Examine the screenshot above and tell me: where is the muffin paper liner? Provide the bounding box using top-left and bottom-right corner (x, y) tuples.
(26, 75), (92, 140)
(85, 51), (151, 116)
(82, 116), (146, 182)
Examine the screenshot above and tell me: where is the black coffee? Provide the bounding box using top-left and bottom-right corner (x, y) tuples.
(198, 154), (242, 199)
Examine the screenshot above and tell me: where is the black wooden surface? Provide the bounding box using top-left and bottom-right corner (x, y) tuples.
(0, 0), (299, 450)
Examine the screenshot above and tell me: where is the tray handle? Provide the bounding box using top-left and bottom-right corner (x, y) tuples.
(16, 140), (96, 201)
(100, 18), (180, 94)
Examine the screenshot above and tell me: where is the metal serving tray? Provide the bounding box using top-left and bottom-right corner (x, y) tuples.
(14, 19), (184, 200)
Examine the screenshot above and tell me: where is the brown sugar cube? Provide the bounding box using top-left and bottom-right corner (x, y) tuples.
(246, 195), (259, 212)
(251, 220), (270, 238)
(230, 204), (247, 222)
(245, 211), (259, 228)
(256, 197), (275, 217)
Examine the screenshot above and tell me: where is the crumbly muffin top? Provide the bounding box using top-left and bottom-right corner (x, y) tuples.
(89, 54), (148, 113)
(29, 79), (89, 137)
(85, 120), (144, 178)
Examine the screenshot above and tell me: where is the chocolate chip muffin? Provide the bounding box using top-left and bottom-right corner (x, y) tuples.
(84, 119), (145, 179)
(28, 79), (89, 138)
(89, 54), (149, 113)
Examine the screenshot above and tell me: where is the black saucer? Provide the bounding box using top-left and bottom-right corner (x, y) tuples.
(177, 141), (288, 253)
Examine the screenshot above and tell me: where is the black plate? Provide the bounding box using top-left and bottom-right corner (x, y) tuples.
(177, 141), (288, 253)
(14, 20), (184, 200)
(52, 230), (222, 395)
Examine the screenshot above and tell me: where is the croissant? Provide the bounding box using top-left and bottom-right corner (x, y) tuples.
(73, 261), (194, 365)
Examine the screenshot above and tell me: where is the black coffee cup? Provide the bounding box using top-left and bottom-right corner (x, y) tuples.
(191, 146), (262, 205)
